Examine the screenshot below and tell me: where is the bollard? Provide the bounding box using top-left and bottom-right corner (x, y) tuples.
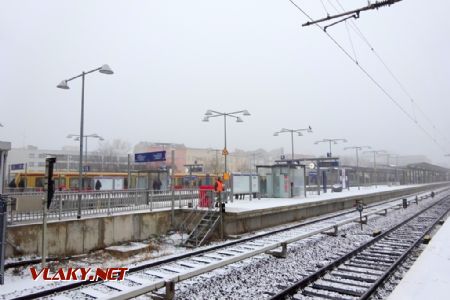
(402, 198), (408, 209)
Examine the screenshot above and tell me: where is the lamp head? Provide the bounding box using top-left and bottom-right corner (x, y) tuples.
(297, 132), (303, 136)
(205, 110), (213, 116)
(57, 80), (70, 89)
(236, 117), (243, 123)
(242, 110), (251, 116)
(273, 132), (279, 136)
(307, 126), (313, 133)
(99, 64), (114, 75)
(202, 117), (209, 122)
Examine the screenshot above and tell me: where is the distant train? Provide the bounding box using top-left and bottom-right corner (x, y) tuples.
(7, 171), (219, 192)
(8, 171), (128, 191)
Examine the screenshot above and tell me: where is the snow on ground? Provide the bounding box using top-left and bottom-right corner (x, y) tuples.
(225, 184), (421, 213)
(0, 183), (436, 299)
(0, 234), (188, 299)
(156, 196), (442, 300)
(388, 214), (450, 300)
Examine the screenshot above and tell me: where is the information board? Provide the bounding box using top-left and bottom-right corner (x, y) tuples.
(232, 174), (259, 194)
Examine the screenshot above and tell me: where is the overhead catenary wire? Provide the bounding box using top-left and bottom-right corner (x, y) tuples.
(333, 0), (449, 145)
(344, 20), (358, 64)
(320, 0), (330, 16)
(286, 0), (448, 153)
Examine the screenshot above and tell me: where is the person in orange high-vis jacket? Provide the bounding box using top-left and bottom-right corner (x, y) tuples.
(214, 177), (223, 205)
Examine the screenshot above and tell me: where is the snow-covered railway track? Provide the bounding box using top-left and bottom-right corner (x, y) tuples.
(12, 188), (447, 300)
(271, 194), (450, 300)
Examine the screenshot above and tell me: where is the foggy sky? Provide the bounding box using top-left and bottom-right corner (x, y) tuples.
(1, 0), (449, 166)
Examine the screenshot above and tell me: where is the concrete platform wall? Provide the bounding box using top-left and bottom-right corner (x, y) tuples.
(223, 183), (449, 235)
(5, 210), (194, 258)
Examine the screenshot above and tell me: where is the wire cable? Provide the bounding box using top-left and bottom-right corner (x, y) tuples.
(344, 20), (358, 63)
(287, 0), (448, 152)
(320, 0), (330, 16)
(334, 0), (449, 144)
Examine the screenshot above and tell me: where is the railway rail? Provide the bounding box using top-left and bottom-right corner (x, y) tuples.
(270, 194), (450, 300)
(9, 187), (448, 300)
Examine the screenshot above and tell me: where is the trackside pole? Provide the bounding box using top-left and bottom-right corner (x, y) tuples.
(41, 196), (48, 268)
(42, 156), (56, 268)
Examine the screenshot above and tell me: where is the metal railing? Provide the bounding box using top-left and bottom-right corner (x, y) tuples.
(5, 188), (200, 224)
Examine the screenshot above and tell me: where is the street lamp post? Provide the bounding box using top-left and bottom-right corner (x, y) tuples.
(67, 133), (104, 186)
(273, 127), (313, 160)
(363, 150), (386, 188)
(202, 110), (250, 240)
(57, 64), (113, 219)
(314, 138), (347, 157)
(202, 110), (251, 180)
(344, 145), (371, 190)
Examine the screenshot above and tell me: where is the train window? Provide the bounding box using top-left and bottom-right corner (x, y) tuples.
(70, 178), (79, 189)
(84, 178), (94, 190)
(35, 177), (45, 188)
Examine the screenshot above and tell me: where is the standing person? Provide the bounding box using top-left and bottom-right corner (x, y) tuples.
(95, 180), (102, 191)
(214, 177), (223, 206)
(156, 178), (162, 191)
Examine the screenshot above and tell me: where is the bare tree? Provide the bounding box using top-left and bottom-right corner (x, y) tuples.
(92, 139), (131, 172)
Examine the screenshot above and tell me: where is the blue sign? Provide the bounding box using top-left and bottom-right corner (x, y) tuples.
(135, 151), (166, 163)
(10, 163), (25, 170)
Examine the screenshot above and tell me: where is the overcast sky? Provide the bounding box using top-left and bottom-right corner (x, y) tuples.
(1, 0), (449, 166)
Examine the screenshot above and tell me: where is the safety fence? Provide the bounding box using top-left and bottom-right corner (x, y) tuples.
(0, 195), (6, 284)
(5, 188), (204, 224)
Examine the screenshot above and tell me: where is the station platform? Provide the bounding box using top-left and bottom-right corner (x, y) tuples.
(225, 184), (421, 213)
(388, 215), (450, 300)
(223, 183), (447, 236)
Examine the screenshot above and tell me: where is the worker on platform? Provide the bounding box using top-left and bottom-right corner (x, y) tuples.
(214, 177), (223, 206)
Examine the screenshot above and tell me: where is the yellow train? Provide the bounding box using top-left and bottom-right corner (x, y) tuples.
(8, 171), (220, 191)
(9, 171), (129, 191)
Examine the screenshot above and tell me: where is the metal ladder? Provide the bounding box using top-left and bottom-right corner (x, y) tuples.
(182, 209), (221, 247)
